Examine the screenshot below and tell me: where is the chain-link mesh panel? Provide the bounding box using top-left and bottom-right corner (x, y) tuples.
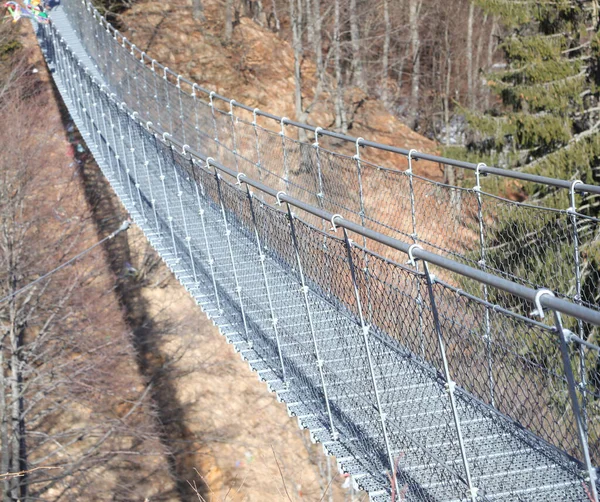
(40, 9), (600, 501)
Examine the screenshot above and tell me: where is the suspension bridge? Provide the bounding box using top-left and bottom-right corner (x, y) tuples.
(34, 2), (600, 500)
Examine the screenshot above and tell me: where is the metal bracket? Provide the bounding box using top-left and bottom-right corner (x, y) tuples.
(330, 214), (343, 232)
(253, 108), (260, 126)
(229, 99), (236, 116)
(568, 179), (584, 214)
(206, 157), (215, 170)
(354, 137), (364, 161)
(280, 117), (289, 136)
(314, 126), (323, 148)
(407, 243), (423, 266)
(176, 75), (182, 89)
(407, 149), (418, 174)
(474, 163), (487, 192)
(530, 288), (555, 319)
(276, 191), (286, 206)
(162, 131), (171, 142)
(209, 91), (215, 108)
(236, 173), (247, 185)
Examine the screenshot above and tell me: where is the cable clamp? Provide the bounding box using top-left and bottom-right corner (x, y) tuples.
(301, 285), (309, 294)
(253, 108), (259, 126)
(362, 325), (370, 336)
(206, 157), (215, 170)
(276, 191), (286, 206)
(186, 236), (191, 242)
(272, 317), (278, 327)
(313, 126), (323, 148)
(225, 229), (231, 237)
(468, 487), (479, 499)
(236, 173), (247, 185)
(330, 214), (343, 232)
(406, 244), (423, 267)
(178, 191), (183, 198)
(445, 380), (456, 395)
(280, 117), (289, 136)
(236, 286), (242, 294)
(198, 208), (205, 216)
(259, 254), (266, 263)
(407, 149), (418, 174)
(182, 144), (190, 155)
(530, 288), (555, 319)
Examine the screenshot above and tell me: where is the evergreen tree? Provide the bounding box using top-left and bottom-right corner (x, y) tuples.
(448, 0), (600, 311)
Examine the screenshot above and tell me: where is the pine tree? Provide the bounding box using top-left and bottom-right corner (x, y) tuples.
(448, 0), (600, 311)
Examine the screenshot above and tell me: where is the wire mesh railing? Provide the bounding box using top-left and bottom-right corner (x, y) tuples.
(62, 0), (600, 316)
(37, 2), (600, 500)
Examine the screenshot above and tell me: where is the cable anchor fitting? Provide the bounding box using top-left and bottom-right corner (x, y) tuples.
(530, 289), (555, 319)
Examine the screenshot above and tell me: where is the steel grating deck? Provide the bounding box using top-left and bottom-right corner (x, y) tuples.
(36, 6), (598, 501)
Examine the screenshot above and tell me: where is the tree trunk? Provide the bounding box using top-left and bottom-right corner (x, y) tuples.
(467, 1), (474, 109)
(409, 0), (421, 129)
(349, 0), (365, 91)
(270, 0), (280, 31)
(382, 0), (391, 104)
(289, 0), (308, 142)
(0, 333), (10, 502)
(224, 0), (233, 44)
(334, 0), (347, 133)
(485, 17), (497, 109)
(312, 0), (323, 88)
(191, 0), (205, 21)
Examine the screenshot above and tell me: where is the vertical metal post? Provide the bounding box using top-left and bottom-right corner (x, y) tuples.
(280, 117), (290, 191)
(116, 102), (137, 206)
(140, 122), (160, 231)
(163, 67), (175, 133)
(341, 226), (397, 490)
(177, 75), (187, 145)
(229, 100), (240, 172)
(422, 259), (478, 502)
(192, 84), (202, 153)
(169, 146), (198, 283)
(568, 179), (589, 431)
(191, 159), (222, 314)
(551, 307), (598, 502)
(353, 138), (368, 248)
(252, 108), (263, 180)
(151, 60), (162, 129)
(286, 201), (338, 439)
(154, 133), (179, 258)
(209, 91), (222, 162)
(474, 163), (495, 406)
(407, 150), (426, 359)
(213, 162), (251, 340)
(245, 184), (287, 383)
(313, 127), (326, 210)
(124, 110), (147, 220)
(107, 94), (125, 187)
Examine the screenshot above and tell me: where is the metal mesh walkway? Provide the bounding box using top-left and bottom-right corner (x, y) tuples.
(33, 2), (600, 500)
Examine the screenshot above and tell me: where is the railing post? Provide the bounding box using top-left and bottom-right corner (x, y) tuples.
(213, 161), (251, 340)
(353, 138), (368, 247)
(421, 257), (478, 502)
(190, 158), (222, 315)
(140, 122), (160, 231)
(474, 163), (495, 406)
(163, 67), (175, 133)
(170, 145), (198, 284)
(341, 225), (397, 491)
(229, 100), (240, 173)
(154, 133), (179, 259)
(209, 91), (222, 162)
(568, 179), (589, 431)
(177, 75), (187, 145)
(407, 150), (426, 359)
(549, 303), (598, 502)
(192, 84), (202, 154)
(124, 109), (147, 221)
(245, 183), (287, 383)
(252, 108), (263, 180)
(285, 201), (337, 439)
(280, 117), (290, 190)
(151, 60), (162, 129)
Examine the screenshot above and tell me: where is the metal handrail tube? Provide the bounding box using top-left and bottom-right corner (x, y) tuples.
(138, 122), (600, 327)
(79, 0), (600, 197)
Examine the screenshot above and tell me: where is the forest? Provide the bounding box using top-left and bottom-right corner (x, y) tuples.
(2, 0), (600, 500)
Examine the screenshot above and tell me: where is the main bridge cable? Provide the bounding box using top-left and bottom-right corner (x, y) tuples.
(80, 0), (600, 198)
(0, 221), (131, 305)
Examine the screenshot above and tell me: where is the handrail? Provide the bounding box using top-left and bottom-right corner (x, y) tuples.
(82, 0), (600, 196)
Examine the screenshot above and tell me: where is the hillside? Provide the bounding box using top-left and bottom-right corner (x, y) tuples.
(117, 0), (442, 179)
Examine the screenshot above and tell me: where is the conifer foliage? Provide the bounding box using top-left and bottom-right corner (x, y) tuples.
(454, 0), (600, 311)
